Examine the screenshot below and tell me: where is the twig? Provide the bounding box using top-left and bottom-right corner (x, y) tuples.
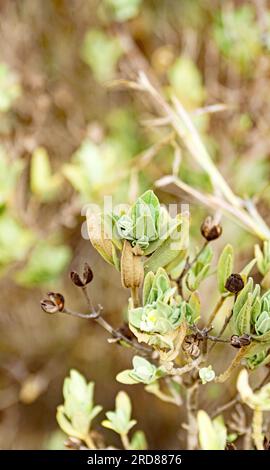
(169, 356), (202, 376)
(209, 308), (234, 354)
(177, 241), (208, 293)
(206, 296), (226, 327)
(252, 408), (264, 450)
(215, 345), (253, 383)
(211, 397), (239, 419)
(156, 175), (270, 240)
(61, 307), (151, 357)
(211, 368), (270, 419)
(186, 382), (199, 450)
(121, 433), (130, 450)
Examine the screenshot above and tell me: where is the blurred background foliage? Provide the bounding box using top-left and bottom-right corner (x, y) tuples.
(1, 0), (270, 449)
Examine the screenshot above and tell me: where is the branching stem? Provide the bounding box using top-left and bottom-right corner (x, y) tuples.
(61, 307), (151, 356)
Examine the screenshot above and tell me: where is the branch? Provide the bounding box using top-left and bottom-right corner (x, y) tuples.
(60, 307), (152, 357)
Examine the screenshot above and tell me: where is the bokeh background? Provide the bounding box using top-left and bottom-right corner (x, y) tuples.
(1, 0), (270, 449)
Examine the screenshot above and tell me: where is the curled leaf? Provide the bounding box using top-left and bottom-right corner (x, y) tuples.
(87, 211), (119, 270)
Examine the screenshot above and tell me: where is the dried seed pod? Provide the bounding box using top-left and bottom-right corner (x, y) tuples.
(40, 292), (65, 313)
(182, 334), (201, 358)
(230, 334), (251, 349)
(40, 299), (59, 314)
(70, 263), (93, 287)
(225, 273), (244, 294)
(200, 216), (222, 242)
(121, 240), (144, 289)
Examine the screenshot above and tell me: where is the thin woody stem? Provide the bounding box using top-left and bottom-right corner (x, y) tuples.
(211, 396), (239, 419)
(169, 356), (202, 376)
(209, 309), (234, 354)
(206, 296), (226, 327)
(61, 307), (151, 356)
(177, 241), (208, 293)
(121, 433), (130, 450)
(252, 408), (264, 450)
(215, 345), (252, 384)
(186, 382), (199, 450)
(131, 286), (140, 308)
(190, 324), (230, 344)
(211, 368), (270, 418)
(84, 434), (97, 450)
(135, 73), (270, 240)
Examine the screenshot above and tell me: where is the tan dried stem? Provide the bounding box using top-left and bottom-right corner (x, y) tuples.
(215, 345), (253, 384)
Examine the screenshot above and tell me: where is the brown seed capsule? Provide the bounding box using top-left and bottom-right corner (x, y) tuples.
(182, 334), (201, 358)
(230, 334), (251, 349)
(200, 216), (222, 242)
(48, 292), (65, 311)
(40, 299), (59, 314)
(225, 273), (244, 294)
(70, 263), (93, 287)
(41, 292), (65, 313)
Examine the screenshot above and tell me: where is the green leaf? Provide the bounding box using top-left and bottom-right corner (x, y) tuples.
(187, 291), (201, 323)
(235, 278), (253, 314)
(187, 263), (210, 291)
(237, 369), (270, 411)
(31, 147), (62, 201)
(56, 370), (102, 440)
(0, 63), (21, 112)
(116, 370), (138, 385)
(240, 258), (256, 281)
(0, 212), (33, 270)
(199, 366), (216, 384)
(217, 244), (234, 293)
(144, 218), (184, 272)
(56, 405), (83, 440)
(0, 146), (24, 205)
(236, 293), (252, 335)
(130, 431), (148, 450)
(102, 0), (142, 22)
(197, 410), (226, 450)
(168, 56), (205, 109)
(164, 250), (187, 280)
(102, 391), (136, 436)
(81, 29), (122, 82)
(101, 419), (116, 431)
(143, 271), (155, 306)
(15, 241), (71, 286)
(116, 391), (132, 422)
(214, 5), (261, 73)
